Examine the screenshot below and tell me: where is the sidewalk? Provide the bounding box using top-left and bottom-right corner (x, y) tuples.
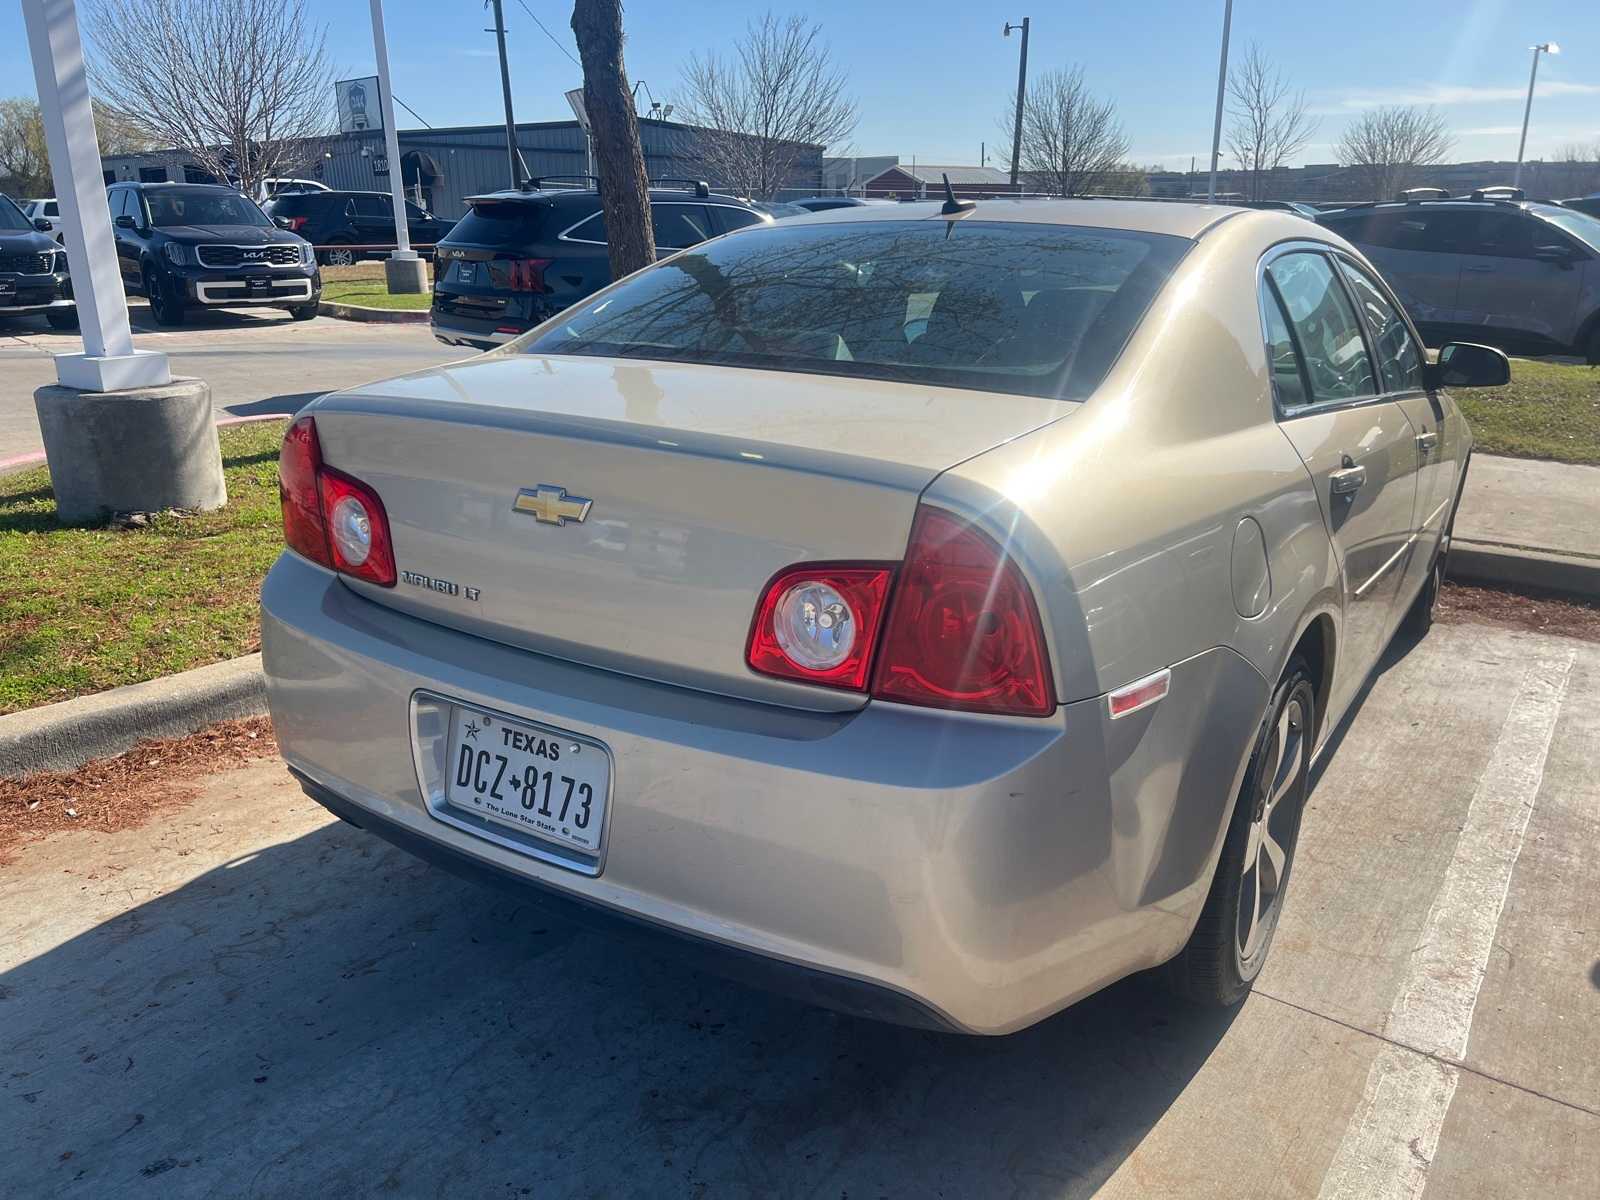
(1454, 453), (1600, 595)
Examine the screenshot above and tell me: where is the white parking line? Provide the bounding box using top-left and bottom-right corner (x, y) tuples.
(1317, 647), (1576, 1200)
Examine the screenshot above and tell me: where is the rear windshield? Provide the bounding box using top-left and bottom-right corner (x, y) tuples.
(523, 219), (1189, 399)
(449, 200), (548, 248)
(146, 189), (270, 228)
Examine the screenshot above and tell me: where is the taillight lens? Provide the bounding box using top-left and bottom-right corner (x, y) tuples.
(278, 415), (396, 587)
(746, 565), (894, 690)
(489, 257), (551, 293)
(869, 506), (1055, 716)
(286, 216), (309, 231)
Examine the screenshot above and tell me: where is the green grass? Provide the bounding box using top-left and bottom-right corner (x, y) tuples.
(0, 420), (288, 714)
(1457, 358), (1600, 465)
(320, 278), (432, 311)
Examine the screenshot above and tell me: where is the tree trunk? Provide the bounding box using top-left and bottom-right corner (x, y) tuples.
(571, 0), (655, 280)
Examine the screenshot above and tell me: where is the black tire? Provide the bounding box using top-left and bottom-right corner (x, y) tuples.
(1401, 540), (1446, 639)
(1585, 322), (1600, 366)
(319, 243), (358, 267)
(288, 302), (318, 322)
(1163, 660), (1316, 1006)
(143, 265), (185, 327)
(45, 306), (79, 331)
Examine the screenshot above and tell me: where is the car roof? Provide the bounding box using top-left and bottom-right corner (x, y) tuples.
(786, 197), (1243, 239)
(117, 181), (239, 192)
(464, 187), (762, 207)
(1321, 197), (1566, 218)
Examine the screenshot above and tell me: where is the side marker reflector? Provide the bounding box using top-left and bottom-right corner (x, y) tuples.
(1108, 669), (1171, 720)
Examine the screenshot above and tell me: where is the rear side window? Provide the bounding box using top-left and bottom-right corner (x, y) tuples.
(1336, 258), (1424, 393)
(352, 195), (389, 218)
(650, 203), (710, 248)
(450, 201), (548, 248)
(1260, 286), (1310, 411)
(710, 206), (765, 235)
(1266, 252), (1377, 405)
(525, 220), (1190, 400)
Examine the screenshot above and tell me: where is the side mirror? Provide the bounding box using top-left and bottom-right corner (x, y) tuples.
(33, 217), (51, 232)
(1426, 342), (1511, 390)
(273, 215), (293, 230)
(114, 214), (137, 230)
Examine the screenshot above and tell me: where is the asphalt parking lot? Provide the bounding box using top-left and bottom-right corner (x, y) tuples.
(0, 305), (459, 462)
(3, 616), (1596, 1198)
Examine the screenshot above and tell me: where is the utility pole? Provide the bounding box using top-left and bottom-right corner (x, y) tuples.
(1514, 42), (1560, 189)
(1004, 18), (1030, 188)
(488, 0), (519, 187)
(1206, 0), (1234, 202)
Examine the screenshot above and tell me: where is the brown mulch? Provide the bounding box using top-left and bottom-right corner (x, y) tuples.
(0, 717), (279, 864)
(1436, 581), (1600, 642)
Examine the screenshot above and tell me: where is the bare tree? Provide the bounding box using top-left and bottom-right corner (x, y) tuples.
(1225, 43), (1317, 201)
(0, 98), (51, 196)
(87, 0), (333, 195)
(1003, 66), (1129, 196)
(1336, 105), (1453, 200)
(674, 13), (857, 200)
(571, 0), (655, 278)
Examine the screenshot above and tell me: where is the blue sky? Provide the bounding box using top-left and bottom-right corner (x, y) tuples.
(3, 0), (1596, 170)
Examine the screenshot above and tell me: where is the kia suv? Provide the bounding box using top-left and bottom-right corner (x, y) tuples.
(263, 190), (458, 266)
(1318, 197), (1600, 360)
(0, 193), (75, 330)
(430, 180), (773, 350)
(109, 182), (320, 326)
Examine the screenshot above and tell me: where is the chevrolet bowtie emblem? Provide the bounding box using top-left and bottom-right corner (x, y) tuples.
(512, 485), (592, 526)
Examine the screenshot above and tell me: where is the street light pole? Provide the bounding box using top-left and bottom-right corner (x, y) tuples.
(1206, 0), (1234, 202)
(1513, 42), (1560, 189)
(1004, 17), (1030, 189)
(489, 0), (520, 188)
(368, 0), (414, 267)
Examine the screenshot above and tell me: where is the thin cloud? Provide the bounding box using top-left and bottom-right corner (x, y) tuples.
(1310, 80), (1600, 115)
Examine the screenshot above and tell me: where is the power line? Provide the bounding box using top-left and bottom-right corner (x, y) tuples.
(512, 0), (581, 69)
(392, 94), (432, 129)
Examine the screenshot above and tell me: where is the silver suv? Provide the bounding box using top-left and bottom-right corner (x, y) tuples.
(1318, 198), (1600, 361)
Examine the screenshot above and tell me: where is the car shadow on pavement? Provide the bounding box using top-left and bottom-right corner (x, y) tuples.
(2, 811), (1240, 1198)
(222, 392), (322, 419)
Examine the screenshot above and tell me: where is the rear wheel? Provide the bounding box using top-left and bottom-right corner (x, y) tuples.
(1163, 660), (1315, 1006)
(319, 242), (357, 268)
(45, 306), (79, 331)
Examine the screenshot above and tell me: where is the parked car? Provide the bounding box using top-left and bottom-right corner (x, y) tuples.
(751, 199), (811, 220)
(254, 178), (331, 203)
(791, 195), (874, 211)
(429, 180), (773, 350)
(1559, 194), (1600, 220)
(107, 182), (320, 326)
(262, 189), (457, 266)
(1318, 196), (1600, 360)
(0, 193), (75, 330)
(261, 199), (1509, 1033)
(1240, 199), (1321, 219)
(21, 198), (62, 240)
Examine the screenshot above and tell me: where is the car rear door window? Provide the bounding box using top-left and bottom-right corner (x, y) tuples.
(650, 203), (712, 249)
(1260, 286), (1311, 412)
(353, 195), (389, 218)
(1335, 258), (1424, 393)
(709, 207), (765, 236)
(563, 210), (606, 244)
(1266, 251), (1377, 404)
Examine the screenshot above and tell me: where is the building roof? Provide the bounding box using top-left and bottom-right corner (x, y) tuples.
(873, 163), (1013, 186)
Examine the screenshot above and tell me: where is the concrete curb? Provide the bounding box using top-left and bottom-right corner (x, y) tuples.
(1, 413), (291, 477)
(316, 300), (429, 324)
(0, 654), (266, 779)
(1448, 539), (1600, 601)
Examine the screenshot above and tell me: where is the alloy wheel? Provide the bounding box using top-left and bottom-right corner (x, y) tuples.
(1236, 694), (1306, 965)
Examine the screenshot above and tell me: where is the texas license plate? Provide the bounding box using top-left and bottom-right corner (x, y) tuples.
(443, 705), (609, 854)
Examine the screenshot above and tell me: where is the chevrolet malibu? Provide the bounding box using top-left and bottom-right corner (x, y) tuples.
(261, 199), (1509, 1034)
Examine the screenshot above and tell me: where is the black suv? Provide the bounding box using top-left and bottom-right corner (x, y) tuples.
(263, 190), (458, 266)
(109, 182), (320, 326)
(430, 179), (773, 350)
(0, 193), (75, 330)
(1318, 196), (1600, 360)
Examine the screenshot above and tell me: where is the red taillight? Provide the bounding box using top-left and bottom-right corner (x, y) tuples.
(278, 415), (396, 587)
(286, 216), (309, 232)
(869, 506), (1055, 717)
(746, 565), (894, 690)
(490, 257), (551, 292)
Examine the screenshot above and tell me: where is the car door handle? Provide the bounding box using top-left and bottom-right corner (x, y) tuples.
(1329, 465), (1367, 496)
(1464, 264), (1494, 273)
(1416, 430), (1439, 452)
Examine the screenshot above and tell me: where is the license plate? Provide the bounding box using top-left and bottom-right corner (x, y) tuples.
(455, 262), (476, 283)
(246, 277), (270, 291)
(443, 705), (608, 854)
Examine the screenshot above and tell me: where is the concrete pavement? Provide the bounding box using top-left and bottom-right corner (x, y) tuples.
(2, 618), (1595, 1197)
(0, 303), (459, 462)
(1455, 453), (1600, 561)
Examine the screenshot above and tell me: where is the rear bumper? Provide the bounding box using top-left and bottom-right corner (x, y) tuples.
(261, 551), (1267, 1033)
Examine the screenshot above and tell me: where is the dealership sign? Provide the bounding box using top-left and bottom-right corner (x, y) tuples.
(335, 76), (383, 134)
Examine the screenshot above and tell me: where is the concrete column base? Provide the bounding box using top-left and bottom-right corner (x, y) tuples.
(34, 376), (226, 524)
(384, 255), (429, 294)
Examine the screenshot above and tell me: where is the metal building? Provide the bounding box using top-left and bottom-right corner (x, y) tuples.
(101, 118), (825, 218)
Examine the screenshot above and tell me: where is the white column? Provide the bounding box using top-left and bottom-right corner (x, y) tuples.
(22, 0), (170, 391)
(369, 0), (413, 259)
